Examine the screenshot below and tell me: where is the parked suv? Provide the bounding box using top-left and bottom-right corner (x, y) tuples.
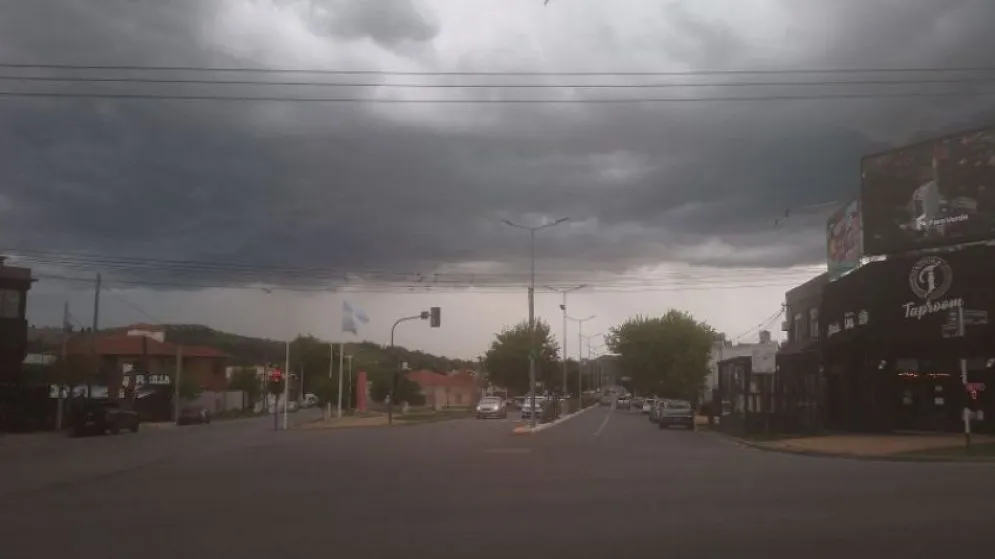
(70, 399), (140, 437)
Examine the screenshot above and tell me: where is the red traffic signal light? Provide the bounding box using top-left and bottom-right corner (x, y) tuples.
(269, 368), (283, 382)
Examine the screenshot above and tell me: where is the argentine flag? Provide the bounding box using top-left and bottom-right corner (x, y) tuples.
(342, 300), (370, 335)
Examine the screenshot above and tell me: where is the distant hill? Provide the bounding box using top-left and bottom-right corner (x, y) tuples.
(27, 323), (475, 375)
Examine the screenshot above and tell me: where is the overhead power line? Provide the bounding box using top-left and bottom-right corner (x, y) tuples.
(4, 74), (995, 89)
(2, 89), (994, 104)
(34, 272), (805, 295)
(2, 61), (995, 76)
(6, 248), (825, 288)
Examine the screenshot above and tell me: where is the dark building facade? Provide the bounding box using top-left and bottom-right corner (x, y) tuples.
(0, 262), (32, 379)
(819, 244), (995, 433)
(0, 261), (35, 431)
(774, 272), (828, 433)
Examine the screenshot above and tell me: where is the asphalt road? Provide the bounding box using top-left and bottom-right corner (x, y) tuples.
(1, 406), (994, 558)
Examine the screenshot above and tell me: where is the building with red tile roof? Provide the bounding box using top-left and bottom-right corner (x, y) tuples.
(66, 330), (230, 394)
(405, 369), (481, 409)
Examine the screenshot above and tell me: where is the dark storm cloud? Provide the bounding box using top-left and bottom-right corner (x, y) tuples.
(3, 0), (995, 290)
(315, 0), (440, 48)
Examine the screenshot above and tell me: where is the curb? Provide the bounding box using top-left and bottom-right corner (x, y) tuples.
(511, 403), (600, 435)
(141, 422), (178, 431)
(701, 429), (995, 463)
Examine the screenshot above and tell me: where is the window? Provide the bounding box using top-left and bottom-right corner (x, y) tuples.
(793, 312), (804, 341)
(809, 308), (819, 339)
(0, 289), (21, 319)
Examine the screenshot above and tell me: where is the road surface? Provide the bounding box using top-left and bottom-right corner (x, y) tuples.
(1, 406), (993, 558)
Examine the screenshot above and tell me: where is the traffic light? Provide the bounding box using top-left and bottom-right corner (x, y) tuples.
(268, 368), (285, 395)
(430, 306), (441, 328)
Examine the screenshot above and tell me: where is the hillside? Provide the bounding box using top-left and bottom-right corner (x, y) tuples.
(28, 323), (475, 376)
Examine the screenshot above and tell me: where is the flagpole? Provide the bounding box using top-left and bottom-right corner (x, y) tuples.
(326, 342), (334, 420)
(337, 342), (346, 418)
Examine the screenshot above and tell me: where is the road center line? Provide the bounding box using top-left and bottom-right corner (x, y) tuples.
(593, 407), (613, 437)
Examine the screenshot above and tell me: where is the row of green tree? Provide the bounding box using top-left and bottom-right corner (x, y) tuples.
(227, 334), (439, 409)
(483, 309), (716, 401)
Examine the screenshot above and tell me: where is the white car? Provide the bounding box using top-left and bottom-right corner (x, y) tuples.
(641, 398), (656, 414)
(519, 396), (546, 420)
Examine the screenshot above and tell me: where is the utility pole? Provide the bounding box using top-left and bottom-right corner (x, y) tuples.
(88, 273), (101, 399)
(138, 334), (149, 406)
(503, 217), (570, 428)
(545, 285), (586, 399)
(174, 345), (183, 423)
(569, 315), (595, 400)
(56, 301), (69, 430)
(283, 340), (290, 430)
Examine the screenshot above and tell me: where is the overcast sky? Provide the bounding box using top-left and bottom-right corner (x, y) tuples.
(5, 0), (995, 359)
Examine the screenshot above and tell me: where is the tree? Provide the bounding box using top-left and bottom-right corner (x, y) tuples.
(228, 367), (262, 408)
(483, 319), (560, 395)
(178, 370), (203, 400)
(605, 310), (715, 401)
(369, 374), (426, 406)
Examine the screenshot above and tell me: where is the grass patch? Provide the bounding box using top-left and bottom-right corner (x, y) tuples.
(735, 431), (831, 442)
(899, 442), (995, 458)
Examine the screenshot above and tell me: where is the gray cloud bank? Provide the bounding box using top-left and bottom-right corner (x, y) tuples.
(2, 0), (995, 289)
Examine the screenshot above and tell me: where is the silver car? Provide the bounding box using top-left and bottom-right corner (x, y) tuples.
(475, 397), (508, 419)
(658, 399), (695, 429)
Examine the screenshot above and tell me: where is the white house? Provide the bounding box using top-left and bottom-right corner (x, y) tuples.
(703, 330), (777, 404)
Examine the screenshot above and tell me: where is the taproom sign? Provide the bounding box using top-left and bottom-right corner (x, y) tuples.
(903, 255), (964, 319)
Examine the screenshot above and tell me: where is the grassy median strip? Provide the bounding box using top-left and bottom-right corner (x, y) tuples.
(297, 408), (473, 430)
(897, 442), (995, 460)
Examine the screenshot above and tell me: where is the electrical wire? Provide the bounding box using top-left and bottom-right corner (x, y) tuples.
(5, 74), (995, 89)
(33, 272), (807, 294)
(2, 89), (994, 104)
(5, 248), (825, 285)
(3, 61), (994, 76)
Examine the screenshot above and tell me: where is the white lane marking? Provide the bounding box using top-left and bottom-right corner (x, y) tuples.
(593, 406), (613, 437)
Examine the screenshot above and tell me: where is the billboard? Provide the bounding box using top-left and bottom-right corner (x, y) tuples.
(860, 125), (995, 256)
(826, 197), (863, 279)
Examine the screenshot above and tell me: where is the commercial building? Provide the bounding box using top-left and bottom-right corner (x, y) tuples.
(0, 261), (35, 431)
(0, 261), (33, 381)
(773, 273), (828, 433)
(820, 244), (994, 433)
(770, 124), (995, 435)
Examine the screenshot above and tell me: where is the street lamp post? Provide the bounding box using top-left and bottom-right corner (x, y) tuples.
(569, 315), (596, 398)
(503, 217), (570, 428)
(581, 333), (602, 396)
(545, 285), (586, 398)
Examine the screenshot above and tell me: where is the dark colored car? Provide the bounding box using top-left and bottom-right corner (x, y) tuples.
(658, 399), (695, 429)
(70, 399), (140, 437)
(178, 406), (212, 425)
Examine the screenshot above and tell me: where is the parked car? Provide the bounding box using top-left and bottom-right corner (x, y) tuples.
(519, 396), (546, 421)
(178, 405), (212, 426)
(301, 393), (320, 408)
(641, 398), (656, 414)
(658, 399), (695, 429)
(476, 397), (508, 419)
(649, 399), (669, 423)
(70, 399), (140, 437)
